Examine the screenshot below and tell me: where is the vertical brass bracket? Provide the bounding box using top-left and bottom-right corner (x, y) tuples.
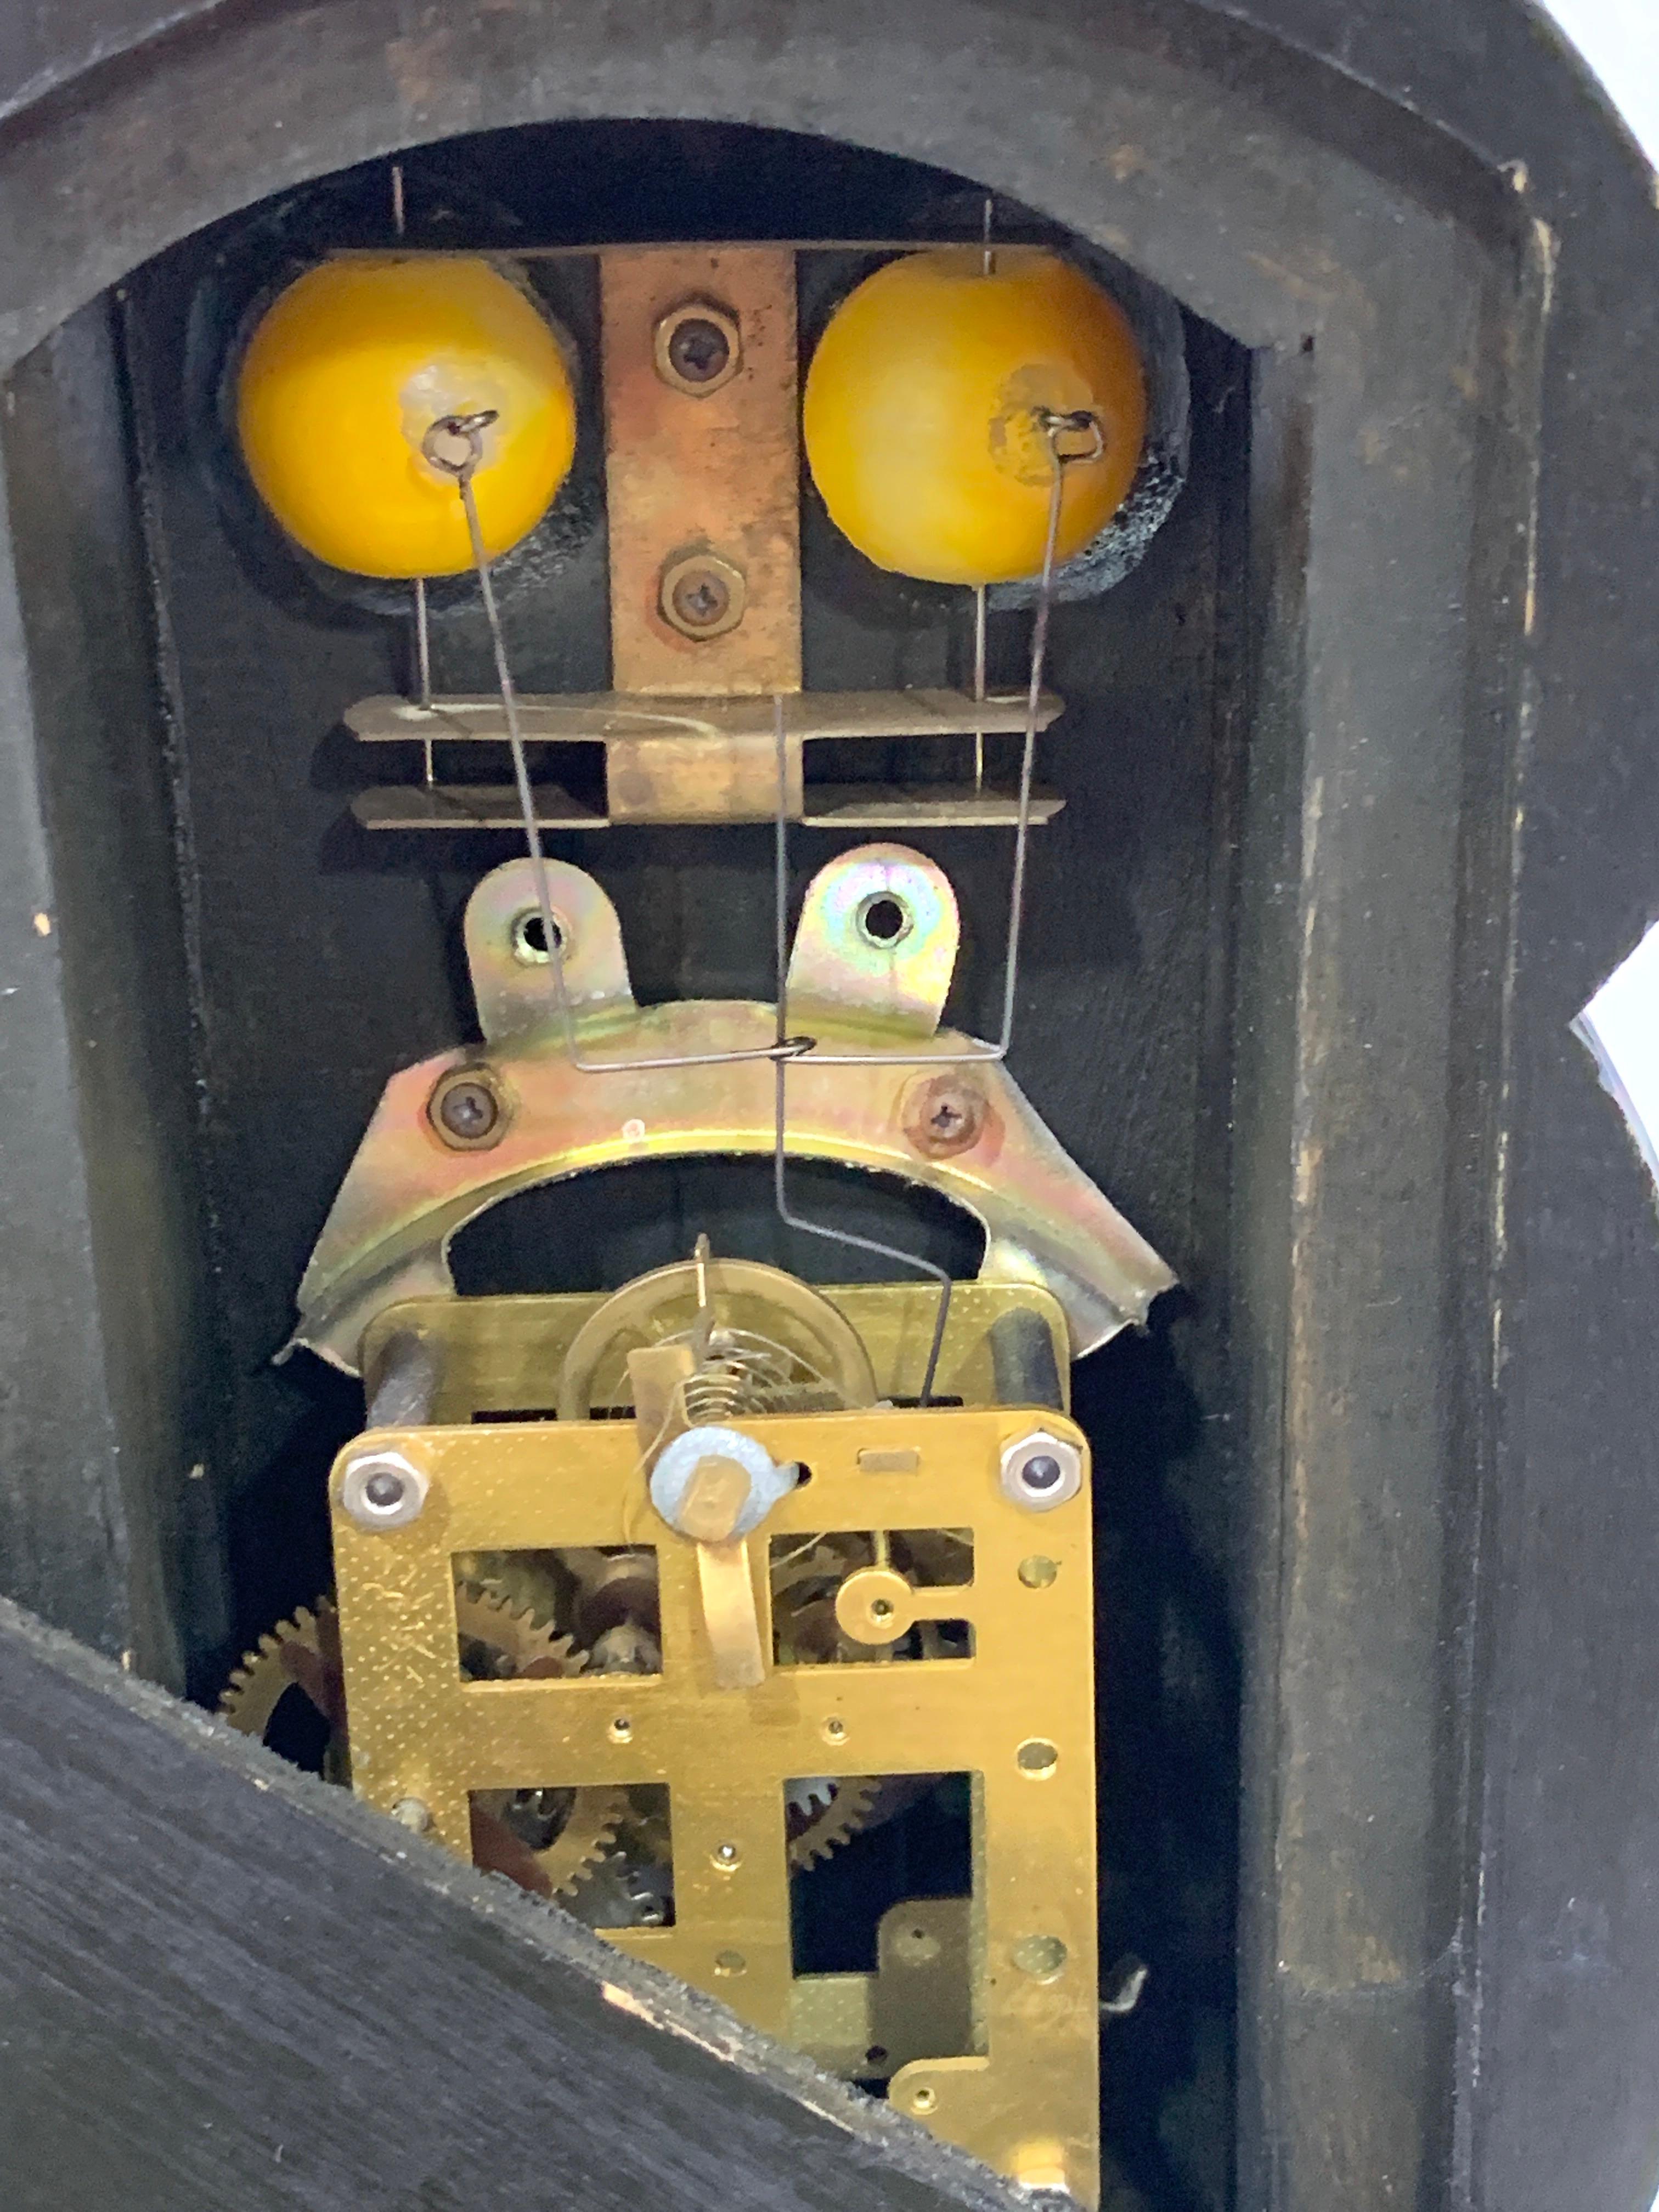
(601, 246), (802, 699)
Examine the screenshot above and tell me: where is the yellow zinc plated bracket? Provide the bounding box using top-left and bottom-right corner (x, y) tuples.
(288, 848), (1174, 1372)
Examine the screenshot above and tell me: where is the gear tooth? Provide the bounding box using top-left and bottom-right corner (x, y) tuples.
(217, 1600), (345, 1754)
(552, 1824), (620, 1898)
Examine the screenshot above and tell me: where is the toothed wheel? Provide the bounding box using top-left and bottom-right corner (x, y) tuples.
(787, 1774), (883, 1868)
(218, 1584), (582, 1782)
(470, 1782), (630, 1900)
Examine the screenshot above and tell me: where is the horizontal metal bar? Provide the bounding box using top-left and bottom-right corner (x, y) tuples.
(346, 689), (1063, 746)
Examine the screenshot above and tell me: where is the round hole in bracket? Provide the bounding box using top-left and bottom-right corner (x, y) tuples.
(1016, 1736), (1059, 1779)
(511, 908), (566, 966)
(1012, 1933), (1069, 1982)
(608, 1715), (633, 1745)
(856, 891), (913, 949)
(909, 2085), (938, 2115)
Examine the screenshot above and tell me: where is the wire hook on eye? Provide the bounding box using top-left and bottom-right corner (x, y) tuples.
(421, 409), (500, 482)
(1035, 404), (1106, 467)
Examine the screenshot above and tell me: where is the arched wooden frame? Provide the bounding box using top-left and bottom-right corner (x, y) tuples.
(0, 7), (1652, 2211)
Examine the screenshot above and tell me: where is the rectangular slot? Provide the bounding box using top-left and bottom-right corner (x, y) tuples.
(470, 1781), (674, 1931)
(787, 1770), (978, 2085)
(769, 1530), (973, 1667)
(453, 1547), (661, 1678)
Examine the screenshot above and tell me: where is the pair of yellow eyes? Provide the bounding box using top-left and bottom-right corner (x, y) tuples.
(236, 249), (1147, 590)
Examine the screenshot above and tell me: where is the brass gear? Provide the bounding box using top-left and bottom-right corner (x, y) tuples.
(787, 1774), (883, 1868)
(219, 1585), (579, 1759)
(470, 1782), (629, 1900)
(770, 1541), (914, 1867)
(218, 1597), (349, 1778)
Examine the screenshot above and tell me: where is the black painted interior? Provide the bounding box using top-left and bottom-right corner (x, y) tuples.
(9, 119), (1249, 2212)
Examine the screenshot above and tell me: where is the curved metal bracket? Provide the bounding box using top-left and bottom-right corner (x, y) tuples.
(287, 854), (1175, 1373)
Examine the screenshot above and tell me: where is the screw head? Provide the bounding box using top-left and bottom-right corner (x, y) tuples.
(901, 1073), (988, 1159)
(428, 1067), (507, 1150)
(658, 550), (746, 640)
(1012, 1933), (1069, 1980)
(391, 1796), (432, 1833)
(1000, 1429), (1084, 1513)
(668, 316), (731, 385)
(672, 568), (730, 629)
(439, 1080), (497, 1140)
(340, 1449), (429, 1531)
(653, 299), (742, 396)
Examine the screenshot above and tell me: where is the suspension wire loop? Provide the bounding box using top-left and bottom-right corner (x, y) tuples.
(768, 693), (953, 1406)
(430, 403), (1094, 1391)
(429, 402), (1096, 1397)
(432, 400), (1092, 1079)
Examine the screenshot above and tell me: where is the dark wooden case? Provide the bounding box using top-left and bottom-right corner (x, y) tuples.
(0, 7), (1654, 2210)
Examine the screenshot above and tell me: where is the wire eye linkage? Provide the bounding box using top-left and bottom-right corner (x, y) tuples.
(422, 392), (1094, 1403)
(420, 409), (499, 482)
(1035, 404), (1107, 467)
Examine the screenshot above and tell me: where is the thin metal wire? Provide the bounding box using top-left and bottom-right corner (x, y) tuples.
(972, 196), (994, 794)
(428, 404), (1092, 1079)
(779, 405), (1099, 1071)
(972, 580), (987, 795)
(423, 410), (815, 1075)
(770, 691), (954, 1404)
(392, 162), (436, 787)
(415, 578), (434, 785)
(426, 402), (1097, 1400)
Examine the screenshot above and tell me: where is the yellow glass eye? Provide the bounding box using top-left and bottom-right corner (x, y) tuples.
(802, 247), (1147, 586)
(236, 255), (577, 579)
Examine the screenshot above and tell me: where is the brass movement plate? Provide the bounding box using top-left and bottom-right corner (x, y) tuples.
(359, 1280), (1071, 1424)
(330, 1398), (1099, 2203)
